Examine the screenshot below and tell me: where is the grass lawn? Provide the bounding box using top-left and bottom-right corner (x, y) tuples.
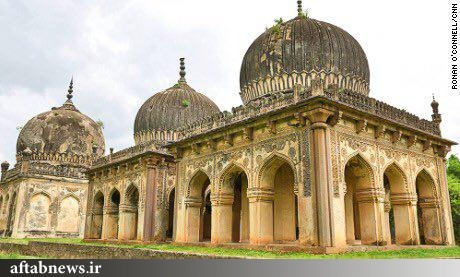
(0, 238), (459, 259)
(0, 252), (41, 259)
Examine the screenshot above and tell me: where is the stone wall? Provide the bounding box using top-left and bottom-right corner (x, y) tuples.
(0, 241), (232, 259)
(0, 176), (88, 239)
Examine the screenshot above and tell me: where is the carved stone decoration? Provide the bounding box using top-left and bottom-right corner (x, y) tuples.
(301, 129), (311, 197)
(407, 135), (417, 148)
(391, 130), (403, 144)
(328, 111), (343, 127)
(290, 112), (306, 127)
(355, 119), (368, 134)
(207, 139), (217, 151)
(423, 140), (433, 152)
(375, 125), (386, 139)
(224, 134), (234, 147)
(244, 127), (254, 141)
(268, 120), (277, 135)
(436, 145), (450, 158)
(191, 143), (201, 155)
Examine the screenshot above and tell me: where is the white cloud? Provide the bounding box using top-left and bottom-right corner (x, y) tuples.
(0, 0), (458, 164)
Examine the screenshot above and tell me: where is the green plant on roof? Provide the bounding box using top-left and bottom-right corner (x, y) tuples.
(182, 99), (190, 108)
(96, 120), (104, 129)
(269, 17), (284, 35)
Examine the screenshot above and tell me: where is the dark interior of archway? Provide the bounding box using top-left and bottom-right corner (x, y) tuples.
(166, 188), (175, 239)
(111, 191), (120, 206)
(201, 190), (212, 241)
(384, 175), (396, 243)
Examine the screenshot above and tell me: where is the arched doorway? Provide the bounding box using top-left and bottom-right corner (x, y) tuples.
(123, 185), (139, 241)
(218, 165), (250, 244)
(258, 155), (297, 244)
(166, 188), (175, 239)
(416, 170), (442, 245)
(383, 163), (417, 245)
(344, 155), (381, 245)
(105, 189), (120, 240)
(91, 191), (104, 239)
(184, 171), (211, 243)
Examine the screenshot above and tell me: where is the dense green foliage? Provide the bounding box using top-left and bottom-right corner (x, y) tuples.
(447, 155), (460, 244)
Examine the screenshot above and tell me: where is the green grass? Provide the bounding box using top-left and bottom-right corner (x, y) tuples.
(0, 252), (41, 259)
(0, 238), (459, 259)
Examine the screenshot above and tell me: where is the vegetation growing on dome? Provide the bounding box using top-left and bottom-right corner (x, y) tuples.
(96, 120), (104, 129)
(268, 18), (284, 35)
(182, 99), (190, 108)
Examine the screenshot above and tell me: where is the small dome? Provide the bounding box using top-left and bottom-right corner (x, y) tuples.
(16, 79), (105, 161)
(239, 10), (370, 104)
(134, 59), (220, 144)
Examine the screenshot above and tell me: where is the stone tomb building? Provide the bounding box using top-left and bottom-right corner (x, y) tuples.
(0, 80), (105, 238)
(1, 2), (457, 251)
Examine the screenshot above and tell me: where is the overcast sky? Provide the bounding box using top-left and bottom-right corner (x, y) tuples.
(0, 0), (458, 164)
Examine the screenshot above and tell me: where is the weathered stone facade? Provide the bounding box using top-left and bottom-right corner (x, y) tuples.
(0, 80), (105, 238)
(1, 1), (456, 253)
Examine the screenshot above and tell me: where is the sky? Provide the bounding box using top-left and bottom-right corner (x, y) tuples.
(0, 0), (459, 164)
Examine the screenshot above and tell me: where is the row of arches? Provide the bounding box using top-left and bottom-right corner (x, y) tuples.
(89, 184), (140, 241)
(182, 154), (299, 244)
(344, 154), (443, 246)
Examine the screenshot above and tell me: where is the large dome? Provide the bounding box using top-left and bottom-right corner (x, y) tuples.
(239, 12), (370, 104)
(16, 80), (105, 161)
(134, 59), (220, 144)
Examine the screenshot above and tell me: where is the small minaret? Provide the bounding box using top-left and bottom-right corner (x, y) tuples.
(66, 77), (74, 103)
(178, 58), (187, 84)
(297, 1), (303, 17)
(431, 94), (442, 131)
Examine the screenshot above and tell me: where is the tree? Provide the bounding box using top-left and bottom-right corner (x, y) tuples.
(447, 155), (460, 244)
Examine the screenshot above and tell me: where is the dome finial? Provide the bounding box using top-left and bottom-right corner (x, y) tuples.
(297, 1), (303, 16)
(67, 77), (74, 102)
(179, 58), (187, 83)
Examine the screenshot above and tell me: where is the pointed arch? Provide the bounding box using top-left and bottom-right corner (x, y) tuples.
(26, 192), (51, 231)
(383, 162), (409, 194)
(344, 153), (375, 189)
(258, 152), (297, 189)
(257, 152), (298, 243)
(217, 162), (250, 243)
(415, 169), (442, 245)
(188, 170), (211, 199)
(415, 169), (438, 199)
(57, 195), (80, 233)
(219, 162), (249, 193)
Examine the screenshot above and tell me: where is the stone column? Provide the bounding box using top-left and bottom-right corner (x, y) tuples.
(183, 197), (202, 243)
(211, 193), (234, 244)
(391, 193), (418, 245)
(383, 200), (392, 245)
(101, 206), (119, 240)
(118, 204), (137, 241)
(143, 159), (158, 242)
(305, 108), (335, 247)
(418, 198), (443, 245)
(355, 188), (386, 245)
(248, 188), (274, 245)
(90, 208), (104, 239)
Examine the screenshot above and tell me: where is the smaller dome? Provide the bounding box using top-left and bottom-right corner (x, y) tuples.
(16, 79), (105, 162)
(134, 59), (220, 144)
